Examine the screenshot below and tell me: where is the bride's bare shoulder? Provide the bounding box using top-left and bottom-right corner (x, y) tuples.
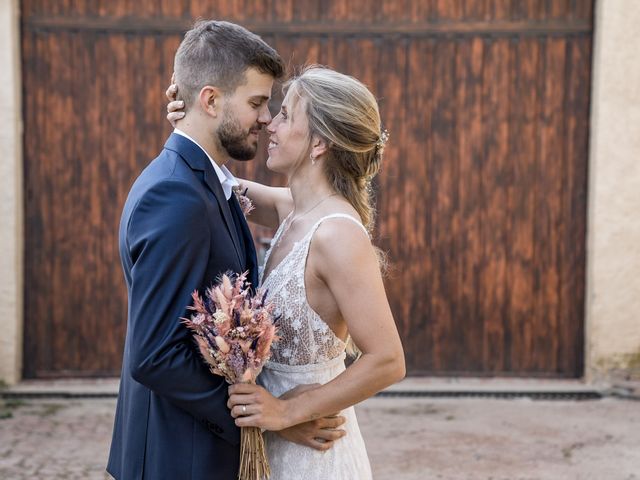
(309, 216), (373, 267)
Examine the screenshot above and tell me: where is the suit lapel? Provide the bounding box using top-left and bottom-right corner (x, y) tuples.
(202, 169), (244, 265)
(164, 133), (243, 266)
(229, 194), (259, 288)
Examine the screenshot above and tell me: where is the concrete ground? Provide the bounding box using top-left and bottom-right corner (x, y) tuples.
(0, 379), (638, 479)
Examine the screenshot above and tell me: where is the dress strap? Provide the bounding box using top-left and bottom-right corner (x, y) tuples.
(263, 211), (293, 269)
(273, 211), (294, 242)
(306, 213), (371, 251)
(307, 213), (369, 240)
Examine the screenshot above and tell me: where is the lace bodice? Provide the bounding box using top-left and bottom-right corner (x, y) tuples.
(259, 213), (369, 366)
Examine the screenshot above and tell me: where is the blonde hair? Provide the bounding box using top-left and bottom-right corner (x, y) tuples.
(285, 66), (387, 234)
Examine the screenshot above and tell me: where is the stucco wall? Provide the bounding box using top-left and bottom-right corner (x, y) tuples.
(0, 0), (23, 386)
(586, 0), (640, 380)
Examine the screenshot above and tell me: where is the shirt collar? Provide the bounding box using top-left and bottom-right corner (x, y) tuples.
(173, 128), (239, 200)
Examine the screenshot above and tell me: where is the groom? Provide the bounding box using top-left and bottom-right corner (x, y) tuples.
(108, 21), (342, 480)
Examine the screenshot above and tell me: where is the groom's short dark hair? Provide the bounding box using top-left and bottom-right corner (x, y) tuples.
(174, 20), (285, 108)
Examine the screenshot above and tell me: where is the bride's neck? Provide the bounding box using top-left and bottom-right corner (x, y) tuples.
(288, 167), (336, 216)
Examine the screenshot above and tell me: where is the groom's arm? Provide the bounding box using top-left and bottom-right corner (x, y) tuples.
(125, 179), (239, 445)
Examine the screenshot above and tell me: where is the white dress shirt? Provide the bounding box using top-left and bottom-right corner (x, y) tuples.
(173, 128), (239, 200)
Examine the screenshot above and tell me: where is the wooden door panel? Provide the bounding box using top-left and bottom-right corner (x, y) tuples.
(22, 0), (593, 377)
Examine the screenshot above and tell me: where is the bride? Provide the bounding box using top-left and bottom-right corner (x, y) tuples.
(170, 66), (405, 479)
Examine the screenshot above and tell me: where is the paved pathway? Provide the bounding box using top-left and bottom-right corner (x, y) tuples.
(0, 393), (638, 479)
(0, 398), (114, 479)
(361, 396), (639, 480)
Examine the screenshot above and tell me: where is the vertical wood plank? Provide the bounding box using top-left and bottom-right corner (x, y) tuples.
(531, 37), (566, 372)
(428, 40), (459, 371)
(480, 38), (511, 372)
(558, 37), (589, 375)
(455, 37), (485, 371)
(383, 40), (414, 360)
(507, 38), (539, 371)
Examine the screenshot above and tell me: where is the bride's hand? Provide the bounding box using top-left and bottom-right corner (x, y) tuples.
(165, 74), (185, 127)
(228, 383), (346, 450)
(228, 383), (291, 431)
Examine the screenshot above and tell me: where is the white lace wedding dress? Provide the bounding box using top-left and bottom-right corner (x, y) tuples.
(258, 213), (373, 480)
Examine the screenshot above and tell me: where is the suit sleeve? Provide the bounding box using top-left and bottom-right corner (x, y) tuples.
(125, 179), (240, 445)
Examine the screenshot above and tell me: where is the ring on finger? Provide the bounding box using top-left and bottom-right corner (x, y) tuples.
(242, 405), (247, 415)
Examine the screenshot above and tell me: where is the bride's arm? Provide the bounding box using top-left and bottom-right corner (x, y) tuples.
(228, 220), (406, 430)
(236, 178), (293, 229)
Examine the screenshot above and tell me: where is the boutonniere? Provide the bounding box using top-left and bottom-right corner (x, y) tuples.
(233, 186), (255, 217)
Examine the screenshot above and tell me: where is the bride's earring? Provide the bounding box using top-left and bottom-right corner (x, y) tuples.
(310, 153), (316, 166)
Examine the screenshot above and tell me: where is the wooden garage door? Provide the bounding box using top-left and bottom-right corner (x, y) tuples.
(22, 0), (593, 378)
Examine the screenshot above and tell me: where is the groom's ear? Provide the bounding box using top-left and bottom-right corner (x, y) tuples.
(198, 86), (222, 117)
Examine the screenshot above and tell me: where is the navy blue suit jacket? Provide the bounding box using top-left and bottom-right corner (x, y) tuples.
(107, 133), (258, 479)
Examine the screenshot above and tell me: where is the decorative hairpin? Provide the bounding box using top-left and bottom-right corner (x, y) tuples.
(375, 129), (390, 157)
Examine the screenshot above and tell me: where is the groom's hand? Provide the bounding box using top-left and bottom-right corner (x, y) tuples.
(276, 415), (347, 452)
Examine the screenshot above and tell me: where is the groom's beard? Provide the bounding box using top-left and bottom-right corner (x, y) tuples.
(218, 111), (260, 161)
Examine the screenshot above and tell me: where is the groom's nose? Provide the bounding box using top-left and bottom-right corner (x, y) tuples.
(258, 104), (272, 125)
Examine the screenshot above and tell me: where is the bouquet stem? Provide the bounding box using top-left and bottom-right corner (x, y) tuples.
(238, 426), (270, 480)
